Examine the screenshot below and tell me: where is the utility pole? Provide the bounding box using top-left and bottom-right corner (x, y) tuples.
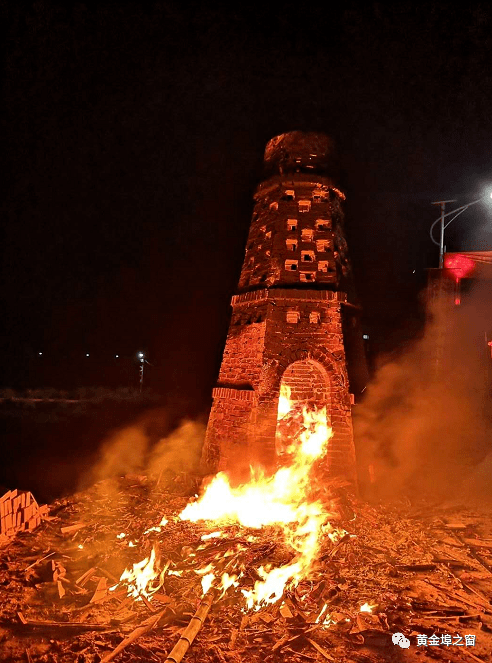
(431, 199), (456, 269)
(137, 351), (153, 393)
(430, 201), (455, 380)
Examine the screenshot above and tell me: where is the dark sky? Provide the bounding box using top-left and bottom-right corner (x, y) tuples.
(3, 2), (492, 413)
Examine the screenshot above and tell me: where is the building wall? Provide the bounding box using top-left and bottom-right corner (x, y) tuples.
(238, 174), (349, 292)
(202, 289), (356, 482)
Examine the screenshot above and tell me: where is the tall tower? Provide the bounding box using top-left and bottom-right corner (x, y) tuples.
(201, 131), (366, 484)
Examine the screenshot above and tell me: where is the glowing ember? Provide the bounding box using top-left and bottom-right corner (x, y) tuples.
(201, 531), (223, 540)
(195, 564), (214, 576)
(201, 572), (215, 595)
(360, 602), (376, 613)
(142, 518), (168, 535)
(116, 532), (126, 539)
(315, 602), (334, 628)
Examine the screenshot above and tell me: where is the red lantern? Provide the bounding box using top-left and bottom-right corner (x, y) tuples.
(444, 253), (475, 282)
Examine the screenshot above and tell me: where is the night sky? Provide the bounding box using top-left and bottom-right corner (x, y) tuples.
(4, 3), (492, 416)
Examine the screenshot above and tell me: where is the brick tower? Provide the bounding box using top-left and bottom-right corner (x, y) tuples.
(201, 131), (367, 484)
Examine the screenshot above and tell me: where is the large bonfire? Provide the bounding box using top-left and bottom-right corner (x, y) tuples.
(3, 388), (489, 662)
(117, 385), (343, 617)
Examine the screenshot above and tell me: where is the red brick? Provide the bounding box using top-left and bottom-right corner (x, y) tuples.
(201, 133), (360, 486)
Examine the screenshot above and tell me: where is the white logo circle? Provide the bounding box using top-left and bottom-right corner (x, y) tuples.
(392, 633), (410, 649)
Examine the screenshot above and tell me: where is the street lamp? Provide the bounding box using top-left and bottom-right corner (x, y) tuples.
(430, 194), (492, 268)
(137, 352), (145, 393)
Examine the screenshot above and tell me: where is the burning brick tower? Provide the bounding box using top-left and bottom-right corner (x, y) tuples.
(201, 132), (367, 483)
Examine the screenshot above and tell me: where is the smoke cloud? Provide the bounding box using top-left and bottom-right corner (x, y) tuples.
(355, 266), (492, 501)
(80, 408), (206, 490)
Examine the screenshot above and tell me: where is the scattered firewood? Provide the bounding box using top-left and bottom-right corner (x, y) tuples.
(2, 480), (492, 662)
(228, 627), (239, 649)
(440, 563), (492, 608)
(25, 551), (56, 571)
(464, 649), (487, 663)
(454, 532), (492, 575)
(56, 580), (65, 599)
(444, 523), (470, 530)
(306, 638), (335, 661)
(90, 577), (108, 602)
(279, 603), (293, 618)
(164, 590), (215, 663)
(424, 579), (487, 613)
(97, 566), (120, 584)
(60, 523), (86, 534)
(397, 563), (437, 571)
(75, 566), (97, 587)
(463, 538), (492, 550)
(17, 615), (119, 631)
(99, 607), (168, 663)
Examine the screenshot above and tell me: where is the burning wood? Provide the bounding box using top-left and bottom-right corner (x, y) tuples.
(0, 401), (492, 661)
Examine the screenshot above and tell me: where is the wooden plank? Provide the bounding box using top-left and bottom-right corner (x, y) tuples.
(463, 538), (492, 550)
(60, 523), (86, 534)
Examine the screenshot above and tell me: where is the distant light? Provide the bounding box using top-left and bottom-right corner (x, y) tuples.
(137, 351), (145, 362)
(38, 352), (42, 356)
(363, 334), (369, 340)
(115, 354), (119, 358)
(86, 353), (90, 357)
(412, 269), (415, 274)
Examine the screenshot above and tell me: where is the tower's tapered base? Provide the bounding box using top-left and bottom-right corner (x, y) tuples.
(201, 289), (357, 485)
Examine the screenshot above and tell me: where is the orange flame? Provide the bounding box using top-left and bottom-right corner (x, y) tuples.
(179, 403), (336, 609)
(119, 545), (164, 599)
(360, 602), (376, 613)
(118, 392), (341, 610)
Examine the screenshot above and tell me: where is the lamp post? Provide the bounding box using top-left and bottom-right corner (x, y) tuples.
(137, 352), (145, 393)
(428, 193), (491, 379)
(137, 351), (153, 393)
(430, 195), (491, 268)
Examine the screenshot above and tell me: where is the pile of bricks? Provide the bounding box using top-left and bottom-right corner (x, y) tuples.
(0, 489), (48, 538)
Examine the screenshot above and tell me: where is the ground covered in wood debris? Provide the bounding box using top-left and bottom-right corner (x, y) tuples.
(1, 475), (492, 663)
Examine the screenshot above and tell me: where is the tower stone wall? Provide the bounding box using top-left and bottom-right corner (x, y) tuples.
(201, 132), (366, 484)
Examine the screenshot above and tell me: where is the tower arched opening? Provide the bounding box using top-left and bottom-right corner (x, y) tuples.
(275, 360), (331, 456)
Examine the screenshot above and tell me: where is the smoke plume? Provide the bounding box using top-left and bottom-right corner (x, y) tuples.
(355, 267), (492, 501)
(80, 408), (206, 490)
